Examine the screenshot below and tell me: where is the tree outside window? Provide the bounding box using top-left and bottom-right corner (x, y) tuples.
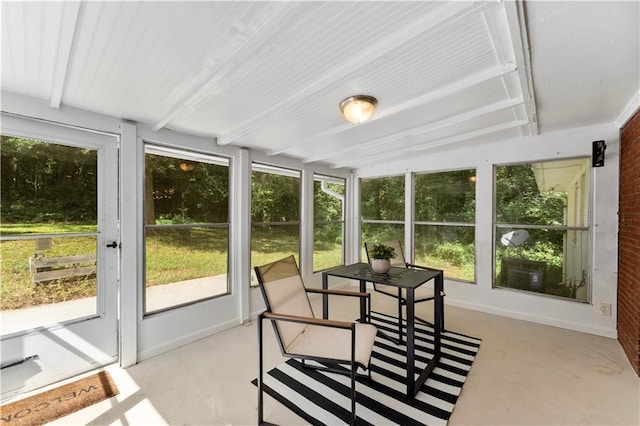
(1, 136), (98, 317)
(414, 169), (476, 282)
(494, 158), (590, 301)
(144, 146), (230, 314)
(250, 163), (300, 285)
(313, 174), (345, 271)
(360, 176), (405, 260)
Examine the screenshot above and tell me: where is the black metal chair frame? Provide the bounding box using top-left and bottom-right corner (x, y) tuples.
(365, 241), (445, 343)
(255, 256), (374, 426)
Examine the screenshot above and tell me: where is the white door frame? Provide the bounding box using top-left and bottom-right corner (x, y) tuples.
(0, 114), (120, 399)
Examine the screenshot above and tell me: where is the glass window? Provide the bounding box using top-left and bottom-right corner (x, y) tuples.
(251, 163), (300, 285)
(414, 169), (476, 282)
(313, 174), (345, 271)
(1, 135), (99, 330)
(494, 158), (590, 301)
(360, 175), (405, 259)
(144, 146), (230, 314)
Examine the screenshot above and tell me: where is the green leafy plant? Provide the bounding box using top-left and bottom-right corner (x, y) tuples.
(434, 242), (474, 267)
(369, 243), (397, 260)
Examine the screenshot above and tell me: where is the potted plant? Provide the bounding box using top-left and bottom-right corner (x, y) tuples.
(369, 243), (396, 274)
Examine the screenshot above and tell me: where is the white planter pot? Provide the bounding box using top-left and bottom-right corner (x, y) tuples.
(371, 258), (391, 274)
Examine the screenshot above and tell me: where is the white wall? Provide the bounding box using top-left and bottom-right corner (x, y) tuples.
(357, 122), (620, 338)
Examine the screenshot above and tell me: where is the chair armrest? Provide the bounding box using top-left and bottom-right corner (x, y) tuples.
(306, 288), (369, 299)
(406, 263), (443, 273)
(262, 311), (352, 329)
(306, 288), (372, 323)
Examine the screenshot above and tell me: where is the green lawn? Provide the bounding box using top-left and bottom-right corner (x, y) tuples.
(2, 223), (483, 311)
(0, 236), (97, 310)
(416, 256), (475, 282)
(1, 224), (342, 310)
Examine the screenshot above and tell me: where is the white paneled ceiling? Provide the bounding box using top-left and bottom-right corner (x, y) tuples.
(1, 1), (638, 170)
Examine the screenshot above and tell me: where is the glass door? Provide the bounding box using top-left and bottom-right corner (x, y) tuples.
(0, 116), (119, 399)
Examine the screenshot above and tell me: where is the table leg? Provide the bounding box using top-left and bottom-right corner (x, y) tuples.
(434, 271), (443, 356)
(406, 287), (415, 397)
(322, 273), (328, 320)
(359, 279), (366, 323)
(410, 278), (441, 397)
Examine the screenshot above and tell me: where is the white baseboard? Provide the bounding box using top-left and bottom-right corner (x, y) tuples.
(137, 318), (242, 362)
(336, 282), (617, 339)
(445, 298), (617, 339)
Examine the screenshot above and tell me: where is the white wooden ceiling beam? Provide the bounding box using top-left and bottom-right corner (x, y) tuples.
(332, 119), (528, 169)
(151, 3), (290, 132)
(304, 95), (523, 164)
(217, 0), (489, 146)
(272, 62), (518, 159)
(503, 0), (538, 136)
(409, 118), (528, 154)
(49, 1), (82, 109)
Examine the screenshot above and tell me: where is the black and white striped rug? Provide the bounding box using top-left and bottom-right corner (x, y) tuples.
(257, 311), (481, 425)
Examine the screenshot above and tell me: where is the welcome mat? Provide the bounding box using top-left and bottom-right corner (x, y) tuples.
(0, 371), (119, 426)
(256, 311), (481, 425)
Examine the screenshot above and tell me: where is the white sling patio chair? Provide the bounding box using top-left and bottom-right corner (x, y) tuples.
(255, 255), (377, 426)
(365, 241), (445, 342)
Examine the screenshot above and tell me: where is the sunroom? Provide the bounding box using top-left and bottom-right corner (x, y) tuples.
(1, 1), (638, 424)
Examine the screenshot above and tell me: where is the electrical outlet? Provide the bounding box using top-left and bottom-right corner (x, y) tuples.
(600, 303), (612, 316)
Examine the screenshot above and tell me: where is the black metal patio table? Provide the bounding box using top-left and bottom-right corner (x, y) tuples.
(321, 262), (444, 398)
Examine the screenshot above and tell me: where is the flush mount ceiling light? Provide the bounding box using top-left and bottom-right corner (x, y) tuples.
(339, 95), (377, 124)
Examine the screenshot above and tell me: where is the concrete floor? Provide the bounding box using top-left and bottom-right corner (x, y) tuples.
(11, 291), (640, 425)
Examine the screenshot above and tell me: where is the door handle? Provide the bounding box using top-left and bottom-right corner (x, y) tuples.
(106, 241), (119, 248)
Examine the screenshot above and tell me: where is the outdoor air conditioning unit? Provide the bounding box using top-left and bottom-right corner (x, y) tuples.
(500, 257), (546, 293)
